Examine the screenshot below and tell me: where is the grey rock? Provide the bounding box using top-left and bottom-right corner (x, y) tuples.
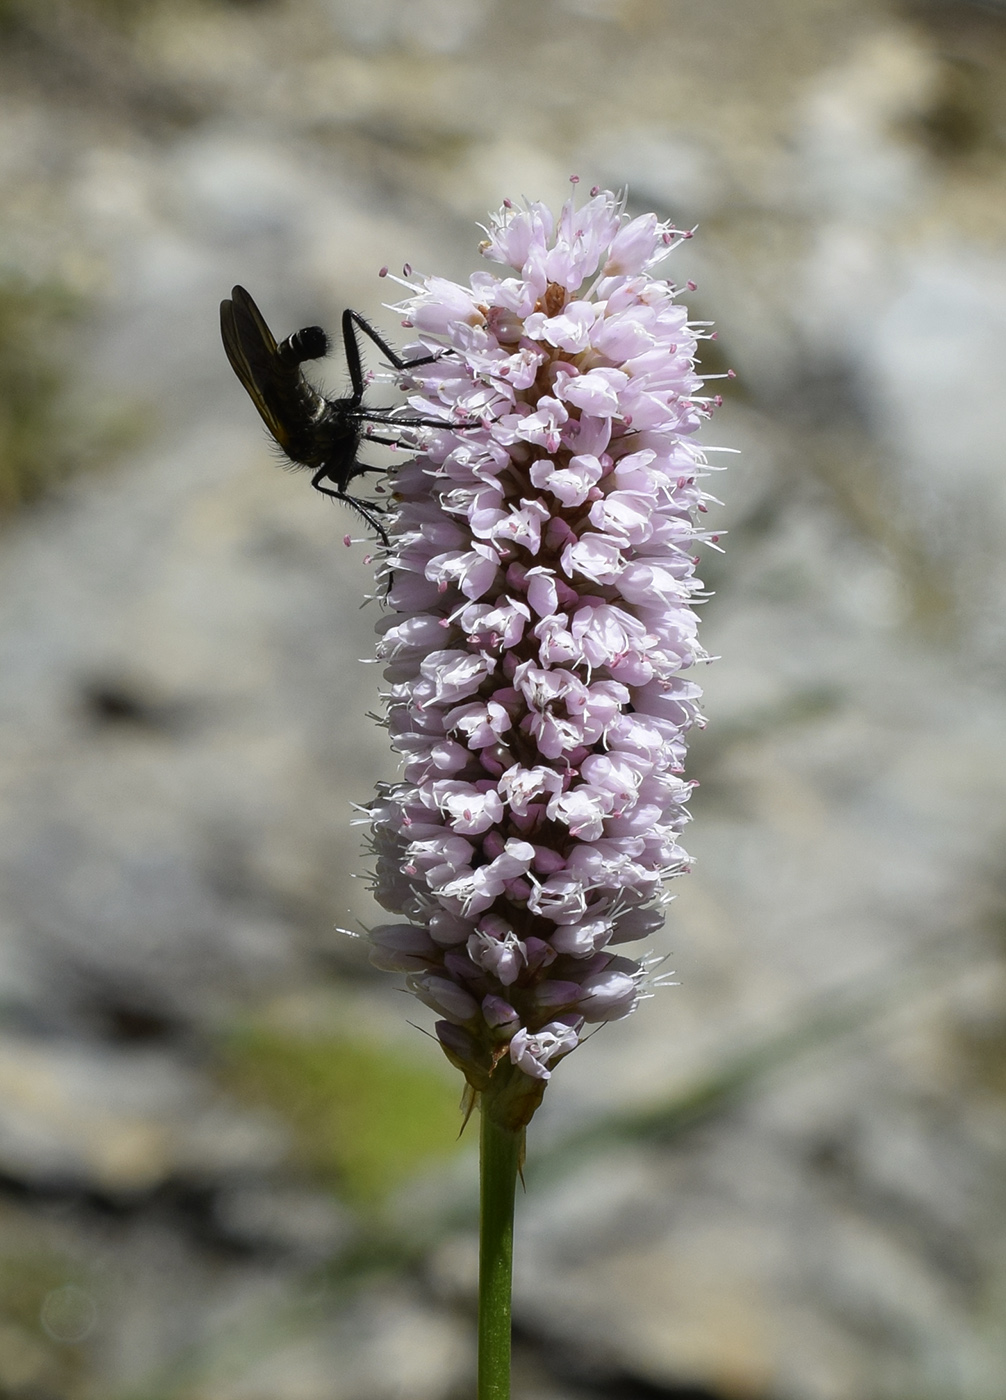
(0, 1033), (286, 1192)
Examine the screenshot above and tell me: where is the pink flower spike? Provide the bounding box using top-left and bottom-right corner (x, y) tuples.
(364, 188), (726, 1124)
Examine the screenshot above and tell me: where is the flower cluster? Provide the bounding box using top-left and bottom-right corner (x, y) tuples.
(365, 188), (722, 1121)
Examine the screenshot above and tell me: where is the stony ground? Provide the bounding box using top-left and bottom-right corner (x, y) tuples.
(1, 2), (1005, 1398)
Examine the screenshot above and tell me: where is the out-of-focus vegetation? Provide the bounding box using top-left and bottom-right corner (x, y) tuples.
(218, 1023), (466, 1208)
(0, 0), (234, 34)
(0, 276), (145, 517)
(0, 1239), (91, 1398)
(0, 277), (81, 514)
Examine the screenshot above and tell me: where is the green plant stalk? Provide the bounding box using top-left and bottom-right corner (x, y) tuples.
(477, 1099), (522, 1400)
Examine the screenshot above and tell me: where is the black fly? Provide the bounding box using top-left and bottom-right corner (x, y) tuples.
(220, 285), (448, 542)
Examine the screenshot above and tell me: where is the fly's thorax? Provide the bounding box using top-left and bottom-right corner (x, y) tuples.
(317, 399), (363, 446)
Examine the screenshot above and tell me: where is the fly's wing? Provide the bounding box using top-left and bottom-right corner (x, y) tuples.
(220, 286), (318, 455)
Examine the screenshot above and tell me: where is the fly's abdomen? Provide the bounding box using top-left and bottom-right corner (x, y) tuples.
(278, 326), (330, 366)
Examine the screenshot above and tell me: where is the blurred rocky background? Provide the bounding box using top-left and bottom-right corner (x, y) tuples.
(0, 0), (1005, 1396)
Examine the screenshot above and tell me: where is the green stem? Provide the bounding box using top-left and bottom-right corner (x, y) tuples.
(477, 1097), (522, 1400)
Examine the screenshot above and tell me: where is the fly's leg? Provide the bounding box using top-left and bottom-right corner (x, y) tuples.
(310, 464), (390, 544)
(357, 427), (454, 446)
(340, 312), (470, 427)
(340, 494), (390, 545)
(342, 310), (444, 394)
(358, 411), (468, 430)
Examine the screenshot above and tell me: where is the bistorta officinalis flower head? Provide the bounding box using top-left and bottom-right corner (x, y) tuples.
(364, 185), (727, 1129)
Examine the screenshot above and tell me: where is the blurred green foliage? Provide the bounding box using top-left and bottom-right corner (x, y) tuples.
(219, 1023), (465, 1208)
(0, 1248), (68, 1334)
(0, 276), (79, 514)
(0, 274), (145, 518)
(0, 1240), (89, 1396)
(0, 0), (267, 36)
